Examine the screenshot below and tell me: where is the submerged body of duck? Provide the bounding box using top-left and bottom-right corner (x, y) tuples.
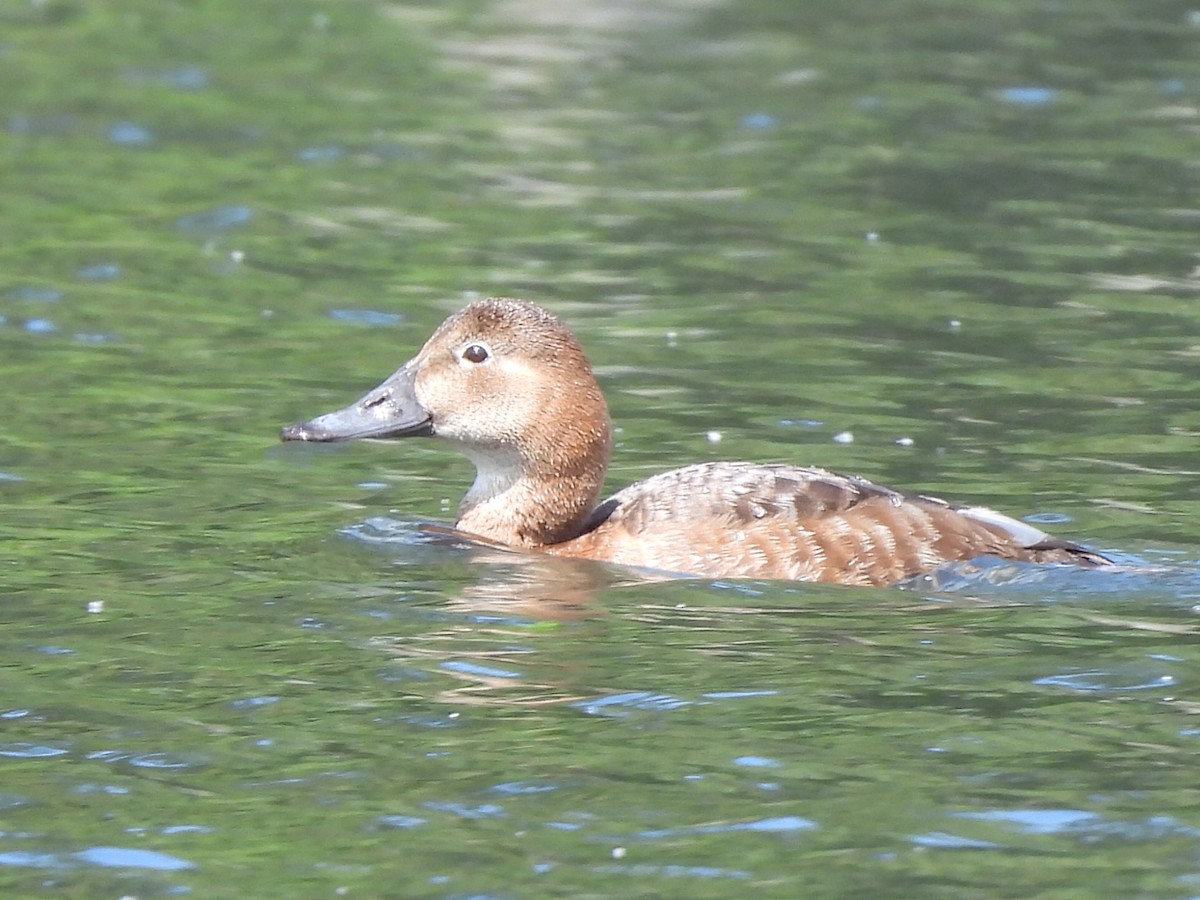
(281, 298), (1110, 586)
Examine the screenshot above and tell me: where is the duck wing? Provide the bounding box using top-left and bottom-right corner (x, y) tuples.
(560, 462), (1107, 585)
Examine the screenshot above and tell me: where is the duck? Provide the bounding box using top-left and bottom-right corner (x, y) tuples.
(281, 297), (1111, 586)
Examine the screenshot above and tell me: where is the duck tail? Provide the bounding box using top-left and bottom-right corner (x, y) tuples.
(1024, 538), (1113, 568)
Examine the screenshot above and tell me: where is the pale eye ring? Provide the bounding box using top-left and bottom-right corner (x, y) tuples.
(462, 343), (489, 364)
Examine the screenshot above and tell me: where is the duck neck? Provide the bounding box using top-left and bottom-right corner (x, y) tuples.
(456, 435), (610, 548)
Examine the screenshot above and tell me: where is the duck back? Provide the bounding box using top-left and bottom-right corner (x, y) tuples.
(550, 462), (1107, 585)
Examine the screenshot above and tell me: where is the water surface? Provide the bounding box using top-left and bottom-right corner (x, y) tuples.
(2, 0), (1200, 896)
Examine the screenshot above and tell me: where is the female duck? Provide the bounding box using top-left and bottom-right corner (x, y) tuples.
(281, 298), (1109, 586)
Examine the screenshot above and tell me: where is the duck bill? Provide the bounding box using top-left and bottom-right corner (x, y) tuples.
(280, 359), (433, 442)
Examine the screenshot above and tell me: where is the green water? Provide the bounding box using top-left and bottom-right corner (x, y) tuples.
(3, 0), (1200, 896)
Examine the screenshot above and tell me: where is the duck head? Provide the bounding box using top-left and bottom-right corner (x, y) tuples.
(281, 297), (613, 546)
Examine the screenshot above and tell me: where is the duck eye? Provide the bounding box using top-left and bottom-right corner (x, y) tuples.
(462, 344), (489, 364)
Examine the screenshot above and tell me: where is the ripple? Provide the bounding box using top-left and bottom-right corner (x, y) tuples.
(296, 145), (345, 163)
(339, 517), (455, 547)
(1034, 670), (1175, 693)
(375, 815), (426, 829)
(740, 112), (777, 130)
(910, 831), (1002, 849)
(0, 851), (64, 869)
(638, 815), (816, 838)
(439, 660), (522, 679)
(996, 86), (1059, 106)
(491, 780), (559, 796)
(5, 285), (62, 302)
(952, 808), (1200, 842)
(230, 695), (281, 710)
(74, 331), (117, 344)
(595, 863), (750, 879)
(389, 713), (460, 729)
(131, 753), (197, 770)
(175, 204), (253, 234)
(0, 742), (68, 759)
(1024, 511), (1072, 525)
(124, 65), (208, 90)
(6, 113), (78, 135)
(572, 691), (692, 716)
(75, 846), (194, 871)
(85, 749), (126, 763)
(368, 141), (424, 160)
(106, 122), (154, 146)
(422, 800), (506, 820)
(75, 263), (120, 281)
(72, 784), (130, 795)
(328, 308), (405, 326)
(732, 755), (781, 768)
(956, 808), (1099, 834)
(86, 749), (197, 770)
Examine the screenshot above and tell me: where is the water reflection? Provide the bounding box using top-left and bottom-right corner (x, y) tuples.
(343, 516), (658, 616)
(344, 515), (1200, 612)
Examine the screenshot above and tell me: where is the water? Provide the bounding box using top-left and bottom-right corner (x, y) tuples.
(3, 0), (1200, 896)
